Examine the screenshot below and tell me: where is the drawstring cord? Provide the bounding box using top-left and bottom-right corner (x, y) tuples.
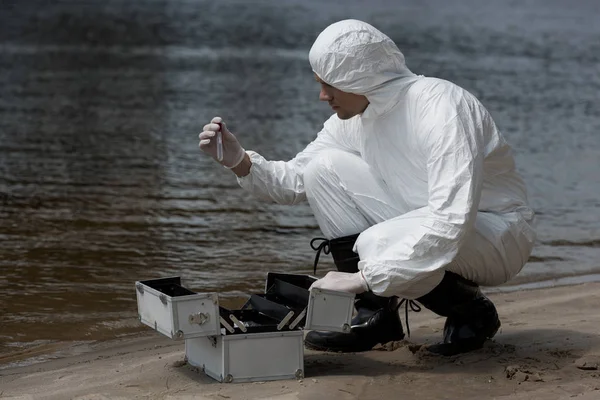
(395, 298), (422, 337)
(310, 237), (330, 275)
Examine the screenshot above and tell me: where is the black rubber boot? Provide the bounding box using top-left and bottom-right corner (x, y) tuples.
(305, 297), (405, 352)
(305, 234), (404, 352)
(417, 272), (501, 356)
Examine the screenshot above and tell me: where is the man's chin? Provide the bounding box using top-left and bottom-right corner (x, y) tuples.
(336, 110), (356, 120)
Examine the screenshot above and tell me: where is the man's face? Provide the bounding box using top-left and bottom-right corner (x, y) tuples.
(315, 75), (369, 120)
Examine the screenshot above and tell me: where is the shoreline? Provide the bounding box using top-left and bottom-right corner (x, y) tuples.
(4, 271), (600, 372)
(2, 282), (600, 399)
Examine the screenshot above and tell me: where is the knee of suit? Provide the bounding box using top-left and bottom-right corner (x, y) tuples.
(304, 149), (362, 196)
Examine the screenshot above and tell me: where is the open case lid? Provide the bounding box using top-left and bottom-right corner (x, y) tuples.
(136, 273), (355, 338)
(252, 273), (354, 333)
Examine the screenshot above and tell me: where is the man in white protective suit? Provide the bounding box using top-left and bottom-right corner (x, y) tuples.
(198, 19), (536, 356)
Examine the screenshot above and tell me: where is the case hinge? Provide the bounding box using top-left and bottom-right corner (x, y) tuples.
(159, 294), (168, 305)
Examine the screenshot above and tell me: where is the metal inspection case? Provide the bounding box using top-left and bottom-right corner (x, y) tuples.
(134, 273), (355, 383)
(185, 330), (304, 383)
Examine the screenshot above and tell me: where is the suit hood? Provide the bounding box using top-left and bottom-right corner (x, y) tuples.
(309, 19), (420, 117)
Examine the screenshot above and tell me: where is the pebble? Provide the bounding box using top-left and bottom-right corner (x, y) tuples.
(575, 356), (600, 371)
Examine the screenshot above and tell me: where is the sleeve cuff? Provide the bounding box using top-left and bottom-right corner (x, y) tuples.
(236, 150), (262, 189)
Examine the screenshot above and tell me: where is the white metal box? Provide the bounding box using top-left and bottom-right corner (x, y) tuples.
(135, 277), (220, 340)
(263, 273), (354, 333)
(185, 331), (304, 383)
(136, 273), (355, 339)
(134, 273), (356, 383)
(306, 287), (354, 332)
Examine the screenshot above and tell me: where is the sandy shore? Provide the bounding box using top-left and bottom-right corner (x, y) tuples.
(1, 283), (599, 400)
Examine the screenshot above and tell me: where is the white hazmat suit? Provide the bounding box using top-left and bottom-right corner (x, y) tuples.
(237, 20), (536, 299)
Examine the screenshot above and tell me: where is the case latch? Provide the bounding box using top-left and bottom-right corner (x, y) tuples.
(189, 312), (210, 325)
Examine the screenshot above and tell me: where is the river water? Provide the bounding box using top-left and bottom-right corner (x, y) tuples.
(1, 0), (599, 367)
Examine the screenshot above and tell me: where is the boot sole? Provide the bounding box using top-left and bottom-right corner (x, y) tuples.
(304, 340), (390, 353)
(426, 340), (485, 356)
(427, 317), (501, 357)
(304, 333), (405, 353)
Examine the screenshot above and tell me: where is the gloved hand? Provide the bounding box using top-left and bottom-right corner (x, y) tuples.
(199, 117), (246, 168)
(309, 271), (369, 294)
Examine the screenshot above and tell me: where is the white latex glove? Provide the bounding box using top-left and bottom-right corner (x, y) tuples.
(199, 117), (246, 168)
(309, 271), (369, 294)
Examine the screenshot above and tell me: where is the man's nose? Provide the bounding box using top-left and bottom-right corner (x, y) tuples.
(319, 88), (332, 102)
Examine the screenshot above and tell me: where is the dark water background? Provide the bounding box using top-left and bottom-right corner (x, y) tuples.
(1, 0), (599, 367)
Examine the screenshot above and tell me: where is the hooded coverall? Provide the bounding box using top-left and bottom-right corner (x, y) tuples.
(237, 19), (536, 300)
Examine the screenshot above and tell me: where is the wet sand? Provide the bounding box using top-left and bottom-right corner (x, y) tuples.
(1, 283), (599, 400)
